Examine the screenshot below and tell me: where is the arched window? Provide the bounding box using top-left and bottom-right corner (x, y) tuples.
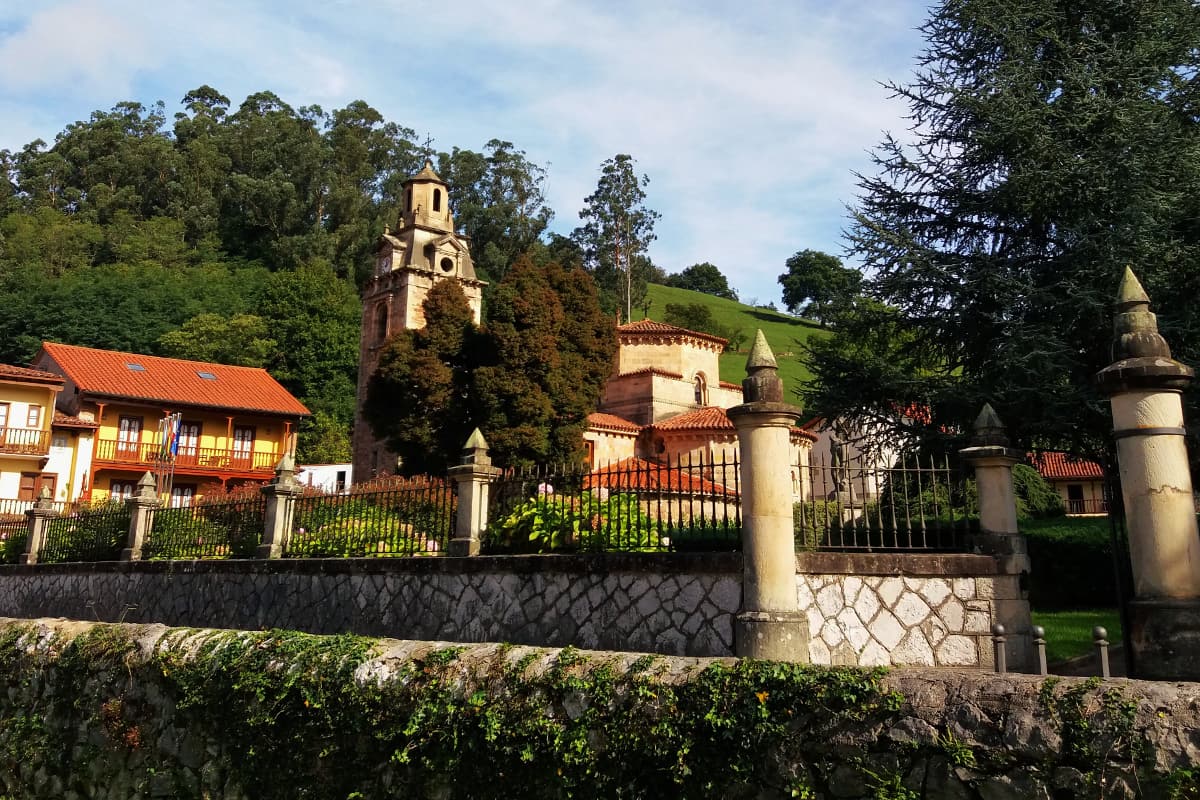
(374, 304), (388, 342)
(433, 188), (442, 212)
(693, 373), (707, 405)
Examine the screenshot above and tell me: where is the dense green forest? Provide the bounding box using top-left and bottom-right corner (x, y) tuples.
(0, 87), (556, 461)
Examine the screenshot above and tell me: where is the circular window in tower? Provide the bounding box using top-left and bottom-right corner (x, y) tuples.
(440, 257), (454, 273)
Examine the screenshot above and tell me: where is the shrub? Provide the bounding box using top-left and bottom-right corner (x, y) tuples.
(486, 489), (659, 553)
(1013, 463), (1065, 519)
(1023, 516), (1117, 608)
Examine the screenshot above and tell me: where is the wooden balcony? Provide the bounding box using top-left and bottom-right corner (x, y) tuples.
(1067, 498), (1109, 516)
(93, 439), (278, 475)
(0, 427), (51, 457)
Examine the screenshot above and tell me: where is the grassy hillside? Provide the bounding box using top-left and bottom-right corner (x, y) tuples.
(641, 284), (824, 403)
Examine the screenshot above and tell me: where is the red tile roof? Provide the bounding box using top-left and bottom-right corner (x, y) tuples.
(52, 411), (98, 430)
(790, 426), (819, 442)
(650, 406), (818, 442)
(0, 363), (64, 387)
(585, 457), (737, 496)
(1030, 451), (1104, 481)
(587, 412), (642, 434)
(653, 406), (735, 432)
(617, 319), (728, 348)
(38, 342), (310, 417)
(617, 366), (686, 380)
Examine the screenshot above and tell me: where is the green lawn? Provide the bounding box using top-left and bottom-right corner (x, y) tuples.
(1030, 608), (1122, 664)
(642, 283), (826, 403)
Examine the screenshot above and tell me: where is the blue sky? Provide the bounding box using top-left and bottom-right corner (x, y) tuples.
(0, 0), (929, 306)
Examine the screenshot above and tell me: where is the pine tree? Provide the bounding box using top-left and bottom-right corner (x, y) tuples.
(806, 0), (1200, 458)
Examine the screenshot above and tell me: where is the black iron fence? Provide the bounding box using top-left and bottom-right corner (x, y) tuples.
(39, 502), (132, 564)
(485, 455), (742, 553)
(144, 496), (267, 560)
(285, 477), (455, 558)
(797, 453), (976, 552)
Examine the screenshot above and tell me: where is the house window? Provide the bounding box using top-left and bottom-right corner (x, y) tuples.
(170, 484), (196, 508)
(176, 421), (201, 463)
(110, 479), (137, 501)
(1066, 484), (1085, 514)
(117, 415), (143, 458)
(26, 406), (40, 428)
(0, 403), (9, 429)
(440, 257), (454, 273)
(233, 426), (256, 466)
(693, 374), (707, 405)
(374, 303), (389, 342)
(433, 188), (442, 212)
(335, 470), (347, 493)
(406, 187), (413, 213)
(52, 434), (68, 449)
(19, 473), (56, 501)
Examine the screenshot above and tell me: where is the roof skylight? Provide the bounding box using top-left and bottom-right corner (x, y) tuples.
(196, 371), (217, 381)
(125, 363), (145, 372)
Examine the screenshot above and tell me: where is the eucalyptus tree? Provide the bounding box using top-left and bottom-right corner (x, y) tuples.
(571, 154), (660, 320)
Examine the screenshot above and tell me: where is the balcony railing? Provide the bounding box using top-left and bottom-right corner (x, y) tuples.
(93, 439), (278, 472)
(0, 427), (51, 456)
(1067, 497), (1108, 515)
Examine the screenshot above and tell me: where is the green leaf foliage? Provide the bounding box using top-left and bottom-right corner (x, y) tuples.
(571, 154), (661, 320)
(367, 257), (615, 473)
(664, 262), (738, 301)
(807, 0), (1200, 464)
(0, 87), (558, 465)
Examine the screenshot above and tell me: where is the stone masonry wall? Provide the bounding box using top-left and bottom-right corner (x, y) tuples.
(0, 552), (1027, 668)
(0, 618), (1196, 800)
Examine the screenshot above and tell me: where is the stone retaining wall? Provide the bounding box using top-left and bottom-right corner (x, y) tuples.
(0, 618), (1195, 800)
(0, 552), (1029, 668)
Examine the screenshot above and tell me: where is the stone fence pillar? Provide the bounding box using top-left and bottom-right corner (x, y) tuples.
(727, 330), (809, 661)
(447, 429), (501, 557)
(1096, 267), (1200, 680)
(121, 471), (160, 562)
(18, 488), (58, 565)
(258, 454), (303, 559)
(959, 404), (1032, 670)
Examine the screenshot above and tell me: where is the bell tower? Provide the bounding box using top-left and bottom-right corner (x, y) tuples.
(353, 159), (485, 479)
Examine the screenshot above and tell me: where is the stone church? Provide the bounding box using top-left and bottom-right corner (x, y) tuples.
(352, 161), (814, 495)
(352, 160), (484, 479)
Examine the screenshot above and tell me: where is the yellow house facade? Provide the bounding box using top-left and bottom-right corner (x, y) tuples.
(34, 342), (310, 507)
(0, 364), (65, 508)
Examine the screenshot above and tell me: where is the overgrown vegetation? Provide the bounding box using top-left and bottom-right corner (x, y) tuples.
(1023, 516), (1117, 608)
(1, 622), (1195, 799)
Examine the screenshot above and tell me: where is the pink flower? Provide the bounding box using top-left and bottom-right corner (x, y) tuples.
(537, 482), (554, 496)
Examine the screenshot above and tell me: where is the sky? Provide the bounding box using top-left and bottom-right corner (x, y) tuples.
(0, 0), (930, 306)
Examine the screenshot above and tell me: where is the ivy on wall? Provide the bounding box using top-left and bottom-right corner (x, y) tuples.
(0, 621), (1196, 799)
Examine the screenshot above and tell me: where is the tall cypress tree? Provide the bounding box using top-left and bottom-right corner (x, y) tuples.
(806, 0), (1200, 459)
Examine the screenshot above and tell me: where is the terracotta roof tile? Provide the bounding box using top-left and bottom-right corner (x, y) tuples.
(39, 342), (310, 417)
(617, 319), (728, 347)
(585, 457), (737, 496)
(1030, 451), (1104, 481)
(0, 363), (64, 386)
(618, 366), (686, 380)
(790, 426), (819, 442)
(652, 407), (734, 432)
(52, 411), (98, 429)
(587, 412), (642, 434)
(718, 381), (742, 391)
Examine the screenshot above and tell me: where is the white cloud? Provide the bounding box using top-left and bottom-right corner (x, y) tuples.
(0, 0), (928, 302)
